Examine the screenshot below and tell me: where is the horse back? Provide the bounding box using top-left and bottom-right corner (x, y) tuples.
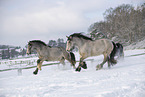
(42, 47), (64, 61)
(85, 39), (113, 56)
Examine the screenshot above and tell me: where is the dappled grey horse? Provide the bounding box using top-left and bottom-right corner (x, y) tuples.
(66, 33), (117, 72)
(26, 40), (76, 75)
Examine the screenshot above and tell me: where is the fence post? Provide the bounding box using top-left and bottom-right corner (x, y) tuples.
(18, 68), (22, 76)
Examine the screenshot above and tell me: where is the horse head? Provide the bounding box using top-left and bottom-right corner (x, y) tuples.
(66, 36), (75, 52)
(26, 41), (37, 55)
(26, 40), (47, 55)
(26, 42), (32, 55)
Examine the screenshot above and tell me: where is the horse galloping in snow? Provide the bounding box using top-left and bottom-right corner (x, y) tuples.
(26, 40), (76, 75)
(66, 33), (117, 72)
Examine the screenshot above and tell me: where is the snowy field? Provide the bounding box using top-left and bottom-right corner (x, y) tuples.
(0, 49), (145, 97)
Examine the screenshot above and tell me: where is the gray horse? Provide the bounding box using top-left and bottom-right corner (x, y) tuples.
(66, 33), (117, 72)
(26, 40), (76, 75)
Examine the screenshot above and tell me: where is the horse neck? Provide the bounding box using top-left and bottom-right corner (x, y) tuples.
(73, 37), (87, 49)
(33, 44), (44, 55)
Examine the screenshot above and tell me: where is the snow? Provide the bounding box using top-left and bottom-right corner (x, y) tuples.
(0, 49), (145, 97)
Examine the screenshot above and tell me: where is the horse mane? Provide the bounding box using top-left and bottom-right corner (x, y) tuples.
(70, 33), (93, 41)
(47, 45), (52, 48)
(29, 40), (47, 46)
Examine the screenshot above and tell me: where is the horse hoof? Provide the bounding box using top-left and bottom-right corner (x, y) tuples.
(83, 67), (87, 69)
(96, 65), (102, 70)
(75, 68), (81, 72)
(82, 66), (87, 69)
(96, 68), (101, 71)
(82, 62), (87, 69)
(33, 71), (38, 75)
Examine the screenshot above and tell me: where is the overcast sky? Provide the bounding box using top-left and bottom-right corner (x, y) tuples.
(0, 0), (144, 48)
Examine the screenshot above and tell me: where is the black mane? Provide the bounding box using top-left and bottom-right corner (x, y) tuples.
(70, 33), (93, 41)
(29, 40), (47, 46)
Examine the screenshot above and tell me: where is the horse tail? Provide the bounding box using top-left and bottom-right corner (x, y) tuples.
(109, 42), (117, 65)
(116, 43), (124, 58)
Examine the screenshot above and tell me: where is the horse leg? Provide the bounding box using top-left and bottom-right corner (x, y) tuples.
(59, 57), (66, 69)
(96, 54), (108, 70)
(76, 58), (85, 72)
(33, 59), (43, 75)
(70, 57), (76, 69)
(72, 63), (76, 69)
(66, 56), (76, 69)
(65, 52), (76, 69)
(107, 56), (111, 68)
(33, 68), (38, 75)
(76, 63), (82, 72)
(60, 57), (65, 66)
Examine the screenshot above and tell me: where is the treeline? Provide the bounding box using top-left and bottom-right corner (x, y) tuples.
(0, 45), (26, 59)
(88, 4), (145, 46)
(48, 38), (66, 48)
(0, 45), (21, 49)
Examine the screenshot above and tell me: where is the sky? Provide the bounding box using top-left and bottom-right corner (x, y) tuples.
(0, 0), (144, 48)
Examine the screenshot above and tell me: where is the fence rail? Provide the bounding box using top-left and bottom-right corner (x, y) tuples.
(0, 52), (145, 73)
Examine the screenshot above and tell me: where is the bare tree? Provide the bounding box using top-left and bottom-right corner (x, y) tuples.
(88, 4), (145, 45)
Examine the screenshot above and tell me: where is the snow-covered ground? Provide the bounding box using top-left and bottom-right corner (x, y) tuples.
(0, 49), (145, 97)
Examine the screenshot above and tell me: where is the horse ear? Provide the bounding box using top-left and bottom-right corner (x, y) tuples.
(66, 36), (72, 40)
(28, 42), (32, 46)
(69, 36), (72, 39)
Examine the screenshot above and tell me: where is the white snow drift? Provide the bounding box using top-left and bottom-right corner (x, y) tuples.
(0, 49), (145, 97)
